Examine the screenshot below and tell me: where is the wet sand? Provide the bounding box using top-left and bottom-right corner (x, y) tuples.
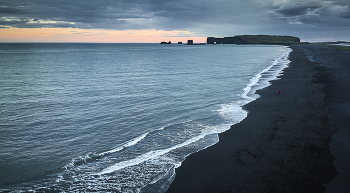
(166, 45), (350, 192)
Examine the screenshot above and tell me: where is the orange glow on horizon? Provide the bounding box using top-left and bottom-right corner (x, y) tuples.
(0, 28), (206, 43)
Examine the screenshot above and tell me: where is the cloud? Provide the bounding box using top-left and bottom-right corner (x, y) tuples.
(0, 0), (270, 30)
(70, 31), (108, 36)
(164, 32), (191, 37)
(339, 13), (350, 19)
(0, 0), (155, 29)
(0, 0), (349, 40)
(268, 0), (350, 26)
(72, 32), (92, 35)
(275, 3), (323, 17)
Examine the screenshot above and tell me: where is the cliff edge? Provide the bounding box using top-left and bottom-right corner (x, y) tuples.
(207, 35), (300, 45)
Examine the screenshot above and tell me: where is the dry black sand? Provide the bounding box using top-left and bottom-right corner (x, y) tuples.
(166, 45), (350, 193)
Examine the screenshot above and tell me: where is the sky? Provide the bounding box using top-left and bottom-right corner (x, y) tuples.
(1, 0), (350, 43)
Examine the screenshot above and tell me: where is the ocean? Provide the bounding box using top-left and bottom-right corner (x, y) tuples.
(0, 43), (290, 192)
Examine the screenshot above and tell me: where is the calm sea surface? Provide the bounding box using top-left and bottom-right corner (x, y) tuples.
(0, 43), (290, 192)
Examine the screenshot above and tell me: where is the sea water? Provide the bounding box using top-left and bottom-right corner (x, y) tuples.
(0, 43), (291, 192)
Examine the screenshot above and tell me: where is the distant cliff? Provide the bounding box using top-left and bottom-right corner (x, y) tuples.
(207, 35), (301, 45)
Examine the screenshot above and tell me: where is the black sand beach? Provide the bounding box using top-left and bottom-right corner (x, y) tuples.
(166, 45), (350, 193)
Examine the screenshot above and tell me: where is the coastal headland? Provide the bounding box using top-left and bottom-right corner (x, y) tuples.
(166, 44), (350, 192)
(207, 35), (301, 45)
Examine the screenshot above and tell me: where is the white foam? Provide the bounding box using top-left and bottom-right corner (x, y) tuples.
(217, 47), (291, 131)
(241, 47), (291, 100)
(100, 132), (149, 156)
(96, 133), (207, 175)
(15, 46), (294, 193)
(63, 132), (149, 170)
(85, 46), (293, 188)
(217, 102), (247, 123)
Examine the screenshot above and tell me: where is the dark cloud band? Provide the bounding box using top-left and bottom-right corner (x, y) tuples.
(0, 0), (349, 41)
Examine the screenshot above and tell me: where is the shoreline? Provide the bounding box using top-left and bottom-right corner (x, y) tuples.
(166, 45), (350, 192)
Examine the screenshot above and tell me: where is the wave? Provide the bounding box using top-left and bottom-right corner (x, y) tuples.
(5, 46), (292, 193)
(96, 133), (207, 175)
(100, 132), (149, 156)
(242, 47), (292, 100)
